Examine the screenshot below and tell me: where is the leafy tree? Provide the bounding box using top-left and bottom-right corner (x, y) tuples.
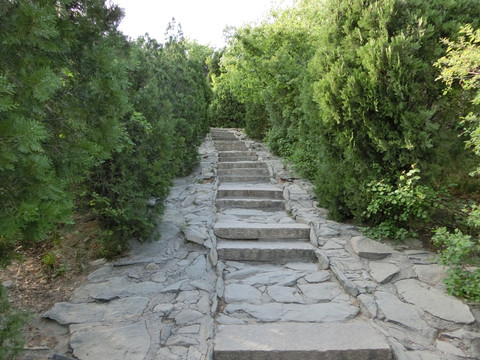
(432, 25), (480, 301)
(218, 0), (321, 154)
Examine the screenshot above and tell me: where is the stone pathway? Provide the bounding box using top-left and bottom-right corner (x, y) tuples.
(26, 128), (479, 359)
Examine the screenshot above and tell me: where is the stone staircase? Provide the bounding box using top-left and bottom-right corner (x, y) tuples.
(210, 128), (392, 360)
(211, 128), (317, 263)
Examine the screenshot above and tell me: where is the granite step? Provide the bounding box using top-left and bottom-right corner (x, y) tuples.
(218, 168), (270, 177)
(218, 161), (267, 169)
(219, 175), (271, 183)
(214, 222), (310, 240)
(216, 240), (317, 262)
(214, 322), (392, 360)
(211, 134), (237, 140)
(214, 142), (248, 151)
(218, 151), (257, 162)
(216, 198), (285, 210)
(217, 184), (283, 199)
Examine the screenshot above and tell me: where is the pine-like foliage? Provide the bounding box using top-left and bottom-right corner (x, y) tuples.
(306, 0), (480, 220)
(85, 33), (211, 251)
(0, 0), (129, 247)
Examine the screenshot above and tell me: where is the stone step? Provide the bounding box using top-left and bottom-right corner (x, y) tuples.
(211, 133), (237, 140)
(215, 142), (248, 151)
(217, 240), (317, 262)
(218, 168), (270, 177)
(218, 161), (267, 169)
(218, 151), (257, 162)
(217, 184), (283, 199)
(214, 322), (392, 360)
(214, 222), (310, 240)
(219, 175), (271, 183)
(216, 198), (285, 210)
(218, 155), (259, 162)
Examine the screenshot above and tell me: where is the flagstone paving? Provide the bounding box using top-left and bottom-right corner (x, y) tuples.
(24, 128), (480, 360)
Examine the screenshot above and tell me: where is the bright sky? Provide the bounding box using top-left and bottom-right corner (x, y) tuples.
(113, 0), (293, 48)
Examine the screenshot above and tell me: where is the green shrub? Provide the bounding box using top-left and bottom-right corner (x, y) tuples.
(307, 0), (480, 220)
(433, 223), (480, 302)
(363, 166), (439, 241)
(0, 285), (28, 360)
(0, 0), (129, 260)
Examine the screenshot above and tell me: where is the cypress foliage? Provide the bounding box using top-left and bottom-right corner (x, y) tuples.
(306, 0), (480, 220)
(0, 0), (129, 248)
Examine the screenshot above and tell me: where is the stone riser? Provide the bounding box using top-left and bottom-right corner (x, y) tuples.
(217, 188), (283, 200)
(216, 198), (285, 210)
(218, 168), (270, 176)
(214, 223), (310, 240)
(215, 144), (248, 151)
(211, 135), (237, 140)
(218, 156), (259, 162)
(214, 323), (392, 360)
(216, 241), (316, 262)
(219, 176), (271, 183)
(218, 162), (267, 169)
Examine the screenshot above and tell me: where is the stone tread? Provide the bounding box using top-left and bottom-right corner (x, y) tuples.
(214, 222), (310, 240)
(216, 198), (285, 210)
(214, 322), (392, 360)
(218, 168), (270, 176)
(219, 175), (271, 183)
(217, 240), (317, 262)
(218, 161), (268, 169)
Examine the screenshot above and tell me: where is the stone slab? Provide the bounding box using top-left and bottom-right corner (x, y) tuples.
(214, 222), (310, 240)
(214, 322), (392, 360)
(369, 262), (400, 284)
(216, 198), (284, 210)
(44, 297), (149, 325)
(395, 279), (475, 324)
(218, 161), (268, 169)
(350, 236), (393, 260)
(217, 240), (317, 262)
(219, 175), (271, 183)
(69, 322), (150, 360)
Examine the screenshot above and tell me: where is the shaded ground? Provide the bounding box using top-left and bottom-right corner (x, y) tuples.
(0, 215), (107, 355)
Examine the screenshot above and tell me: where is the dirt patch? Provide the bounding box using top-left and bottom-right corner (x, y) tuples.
(0, 215), (111, 357)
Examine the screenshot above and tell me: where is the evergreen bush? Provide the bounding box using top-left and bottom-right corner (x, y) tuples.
(306, 0), (480, 220)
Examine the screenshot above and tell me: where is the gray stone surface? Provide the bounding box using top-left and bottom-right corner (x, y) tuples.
(413, 264), (447, 286)
(395, 279), (475, 324)
(224, 284), (262, 304)
(298, 283), (343, 302)
(358, 294), (377, 318)
(32, 130), (480, 360)
(214, 322), (392, 360)
(69, 322), (150, 360)
(281, 303), (358, 322)
(44, 297), (149, 325)
(375, 291), (434, 337)
(214, 221), (310, 240)
(369, 262), (400, 284)
(267, 285), (305, 303)
(351, 236), (393, 259)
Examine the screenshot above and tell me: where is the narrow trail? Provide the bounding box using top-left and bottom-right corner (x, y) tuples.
(27, 128), (479, 360)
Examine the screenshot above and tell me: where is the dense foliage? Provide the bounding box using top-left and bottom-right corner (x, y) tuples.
(216, 0), (480, 222)
(0, 1), (211, 258)
(212, 0), (480, 299)
(432, 25), (480, 301)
